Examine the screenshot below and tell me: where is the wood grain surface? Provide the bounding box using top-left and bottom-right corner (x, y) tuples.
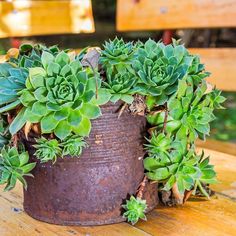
(0, 148), (235, 236)
(117, 0), (236, 31)
(189, 48), (236, 91)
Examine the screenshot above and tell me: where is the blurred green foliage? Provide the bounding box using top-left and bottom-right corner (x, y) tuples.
(210, 92), (236, 142)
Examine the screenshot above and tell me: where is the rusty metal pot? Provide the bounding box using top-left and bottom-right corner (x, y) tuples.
(22, 102), (158, 226)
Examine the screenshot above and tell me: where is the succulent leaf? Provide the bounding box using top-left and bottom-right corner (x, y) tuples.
(100, 37), (136, 75)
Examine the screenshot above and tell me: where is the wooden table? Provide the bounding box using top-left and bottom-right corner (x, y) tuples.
(0, 148), (236, 236)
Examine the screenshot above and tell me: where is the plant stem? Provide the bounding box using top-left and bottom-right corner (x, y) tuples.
(197, 180), (210, 199)
(172, 182), (184, 204)
(118, 103), (127, 118)
(137, 175), (148, 199)
(162, 103), (168, 133)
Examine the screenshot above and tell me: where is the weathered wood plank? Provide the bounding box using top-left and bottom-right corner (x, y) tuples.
(201, 148), (236, 199)
(189, 48), (236, 91)
(0, 0), (94, 38)
(135, 197), (236, 236)
(197, 139), (236, 156)
(117, 0), (236, 31)
(0, 186), (148, 236)
(0, 149), (236, 235)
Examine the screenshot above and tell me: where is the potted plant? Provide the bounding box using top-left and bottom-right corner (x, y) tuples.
(0, 38), (225, 226)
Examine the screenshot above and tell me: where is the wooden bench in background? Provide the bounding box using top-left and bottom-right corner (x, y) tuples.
(0, 0), (94, 38)
(117, 0), (236, 154)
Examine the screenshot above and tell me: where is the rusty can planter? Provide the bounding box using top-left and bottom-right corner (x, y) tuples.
(22, 102), (158, 226)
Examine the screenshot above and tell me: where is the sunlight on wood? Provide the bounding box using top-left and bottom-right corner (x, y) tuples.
(117, 0), (236, 31)
(0, 149), (235, 235)
(189, 48), (236, 91)
(197, 139), (236, 156)
(0, 0), (94, 38)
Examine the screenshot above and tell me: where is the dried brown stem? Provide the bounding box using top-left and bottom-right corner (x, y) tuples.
(7, 113), (13, 124)
(136, 175), (148, 199)
(83, 58), (98, 99)
(12, 135), (18, 147)
(172, 182), (184, 205)
(183, 190), (193, 203)
(24, 121), (32, 140)
(118, 103), (127, 119)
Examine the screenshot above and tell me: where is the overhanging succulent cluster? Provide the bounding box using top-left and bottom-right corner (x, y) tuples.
(34, 135), (87, 163)
(144, 133), (217, 198)
(100, 38), (224, 209)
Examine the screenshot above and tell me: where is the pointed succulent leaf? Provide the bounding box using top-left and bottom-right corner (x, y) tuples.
(41, 51), (55, 68)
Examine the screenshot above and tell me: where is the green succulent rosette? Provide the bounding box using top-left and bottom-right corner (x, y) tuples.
(100, 37), (136, 75)
(103, 71), (137, 104)
(122, 195), (147, 225)
(0, 44), (62, 115)
(61, 135), (87, 157)
(133, 39), (209, 107)
(11, 50), (103, 140)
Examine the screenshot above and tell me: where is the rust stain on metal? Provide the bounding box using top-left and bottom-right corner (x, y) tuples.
(94, 134), (103, 145)
(22, 102), (158, 226)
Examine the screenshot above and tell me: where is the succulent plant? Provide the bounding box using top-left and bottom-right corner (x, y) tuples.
(100, 37), (136, 75)
(0, 115), (10, 149)
(103, 71), (137, 104)
(147, 77), (225, 142)
(34, 137), (62, 163)
(12, 50), (102, 139)
(0, 146), (36, 191)
(144, 132), (217, 197)
(0, 44), (62, 114)
(34, 135), (87, 163)
(194, 152), (217, 199)
(0, 39), (224, 211)
(0, 63), (27, 113)
(122, 195), (147, 225)
(61, 134), (87, 156)
(133, 39), (207, 106)
(9, 44), (61, 68)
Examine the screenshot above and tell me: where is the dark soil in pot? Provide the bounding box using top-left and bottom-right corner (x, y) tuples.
(22, 101), (158, 226)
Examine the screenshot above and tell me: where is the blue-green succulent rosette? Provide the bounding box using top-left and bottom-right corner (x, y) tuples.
(8, 50), (110, 140)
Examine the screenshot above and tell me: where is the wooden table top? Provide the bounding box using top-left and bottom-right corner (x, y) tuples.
(0, 148), (236, 236)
